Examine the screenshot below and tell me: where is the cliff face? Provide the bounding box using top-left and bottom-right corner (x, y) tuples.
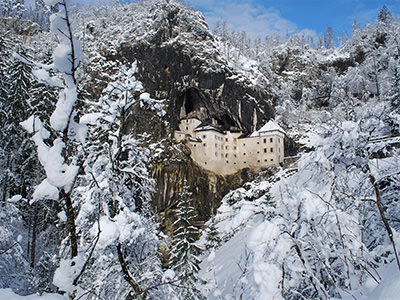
(150, 141), (253, 219)
(104, 1), (275, 135)
(74, 1), (279, 217)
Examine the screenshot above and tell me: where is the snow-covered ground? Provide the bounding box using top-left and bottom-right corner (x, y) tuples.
(0, 290), (66, 300)
(333, 261), (400, 300)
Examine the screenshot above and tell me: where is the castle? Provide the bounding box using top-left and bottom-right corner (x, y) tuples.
(174, 117), (285, 176)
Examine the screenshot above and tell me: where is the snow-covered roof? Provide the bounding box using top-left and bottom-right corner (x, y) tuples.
(250, 120), (286, 137)
(195, 125), (222, 133)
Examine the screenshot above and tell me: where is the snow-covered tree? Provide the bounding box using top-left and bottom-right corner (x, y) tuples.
(65, 62), (170, 300)
(0, 203), (35, 295)
(19, 0), (85, 298)
(169, 183), (204, 299)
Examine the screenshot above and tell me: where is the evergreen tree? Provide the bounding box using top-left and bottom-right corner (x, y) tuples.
(169, 183), (204, 299)
(0, 203), (35, 294)
(3, 45), (36, 199)
(378, 5), (393, 24)
(34, 0), (51, 30)
(387, 66), (400, 134)
(204, 219), (221, 251)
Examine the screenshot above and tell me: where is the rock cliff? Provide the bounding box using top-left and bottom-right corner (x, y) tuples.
(69, 0), (281, 218)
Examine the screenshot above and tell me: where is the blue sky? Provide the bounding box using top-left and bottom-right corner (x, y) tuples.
(27, 0), (400, 39)
(187, 0), (400, 39)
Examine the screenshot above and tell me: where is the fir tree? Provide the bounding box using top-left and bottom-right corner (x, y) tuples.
(169, 182), (204, 299)
(378, 5), (393, 24)
(205, 220), (221, 251)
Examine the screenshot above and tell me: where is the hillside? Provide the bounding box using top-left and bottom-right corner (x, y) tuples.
(0, 0), (399, 299)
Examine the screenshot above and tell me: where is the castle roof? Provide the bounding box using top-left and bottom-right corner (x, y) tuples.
(195, 124), (223, 133)
(250, 120), (286, 137)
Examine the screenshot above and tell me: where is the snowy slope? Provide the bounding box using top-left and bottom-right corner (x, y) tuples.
(0, 290), (66, 300)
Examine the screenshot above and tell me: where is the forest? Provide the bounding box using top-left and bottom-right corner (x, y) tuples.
(1, 1), (400, 299)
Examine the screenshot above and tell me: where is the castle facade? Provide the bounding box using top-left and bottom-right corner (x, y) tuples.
(174, 117), (285, 176)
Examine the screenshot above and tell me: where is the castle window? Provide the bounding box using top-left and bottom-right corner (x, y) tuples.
(257, 141), (260, 144)
(215, 144), (218, 148)
(270, 138), (273, 143)
(234, 138), (237, 142)
(226, 146), (228, 150)
(193, 144), (196, 147)
(215, 152), (218, 157)
(234, 162), (236, 165)
(243, 143), (246, 146)
(205, 162), (207, 165)
(186, 127), (188, 130)
(271, 158), (274, 162)
(263, 138), (266, 143)
(186, 120), (189, 123)
(202, 135), (206, 139)
(226, 160), (229, 164)
(264, 159), (268, 162)
(225, 138), (228, 142)
(257, 160), (260, 163)
(203, 143), (206, 147)
(264, 148), (267, 153)
(279, 148), (281, 153)
(278, 138), (281, 142)
(257, 151), (260, 154)
(234, 154), (237, 158)
(244, 161), (247, 164)
(225, 154), (228, 158)
(234, 146), (237, 150)
(243, 153), (246, 155)
(270, 148), (274, 152)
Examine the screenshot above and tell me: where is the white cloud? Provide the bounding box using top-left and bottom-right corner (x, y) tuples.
(189, 0), (315, 39)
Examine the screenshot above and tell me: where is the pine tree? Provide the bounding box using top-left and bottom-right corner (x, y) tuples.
(0, 203), (35, 294)
(205, 221), (221, 251)
(169, 183), (204, 299)
(378, 5), (393, 24)
(7, 46), (36, 197)
(387, 66), (400, 134)
(34, 0), (51, 30)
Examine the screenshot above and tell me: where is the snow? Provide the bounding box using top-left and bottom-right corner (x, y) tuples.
(32, 179), (59, 203)
(50, 86), (77, 131)
(57, 211), (67, 222)
(32, 68), (62, 87)
(34, 138), (79, 192)
(20, 116), (48, 138)
(195, 125), (220, 132)
(333, 261), (400, 300)
(163, 269), (176, 280)
(0, 289), (66, 300)
(8, 195), (22, 203)
(91, 216), (120, 249)
(367, 262), (400, 300)
(53, 258), (82, 294)
(44, 0), (61, 6)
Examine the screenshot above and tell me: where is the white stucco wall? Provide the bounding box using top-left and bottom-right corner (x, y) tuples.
(174, 118), (285, 176)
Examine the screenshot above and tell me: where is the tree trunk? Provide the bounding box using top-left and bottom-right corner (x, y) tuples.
(30, 203), (38, 268)
(61, 190), (78, 258)
(117, 243), (144, 300)
(370, 175), (400, 271)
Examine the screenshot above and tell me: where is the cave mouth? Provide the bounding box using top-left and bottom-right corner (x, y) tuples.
(215, 114), (238, 131)
(177, 87), (209, 120)
(184, 87), (204, 115)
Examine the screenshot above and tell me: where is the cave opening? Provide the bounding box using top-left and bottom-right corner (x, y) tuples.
(178, 87), (208, 119)
(216, 114), (238, 131)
